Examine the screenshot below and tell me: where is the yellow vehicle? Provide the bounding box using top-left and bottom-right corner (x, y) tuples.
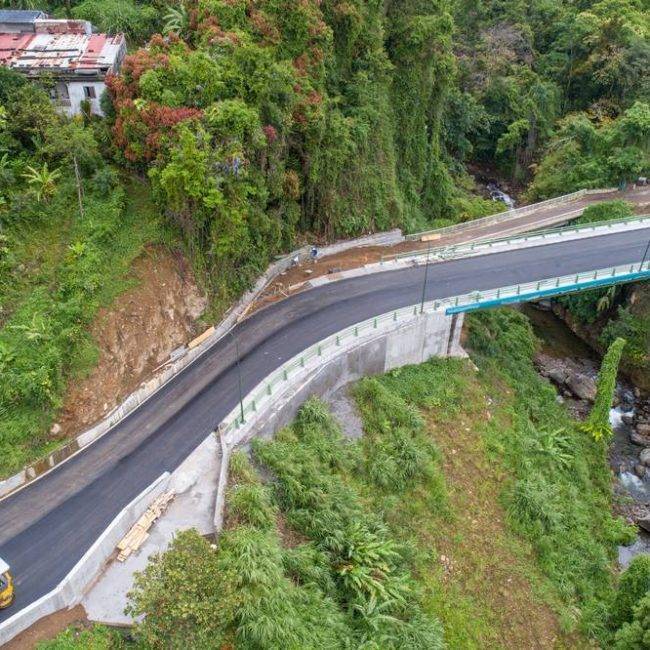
(0, 558), (14, 608)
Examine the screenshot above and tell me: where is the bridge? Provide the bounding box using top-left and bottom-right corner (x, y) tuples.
(0, 199), (649, 641)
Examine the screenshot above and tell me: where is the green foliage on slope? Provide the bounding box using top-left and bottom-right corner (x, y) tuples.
(609, 555), (650, 632)
(128, 431), (444, 649)
(583, 337), (626, 441)
(0, 71), (163, 476)
(466, 309), (635, 639)
(101, 0), (472, 310)
(451, 0), (649, 187)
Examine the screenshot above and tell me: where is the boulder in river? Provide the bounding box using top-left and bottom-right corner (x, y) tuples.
(630, 432), (650, 447)
(636, 515), (650, 534)
(640, 448), (650, 466)
(566, 372), (597, 402)
(637, 423), (650, 436)
(547, 367), (568, 385)
(634, 464), (646, 478)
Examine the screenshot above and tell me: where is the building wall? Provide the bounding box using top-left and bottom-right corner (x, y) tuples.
(60, 81), (106, 117)
(0, 22), (32, 33)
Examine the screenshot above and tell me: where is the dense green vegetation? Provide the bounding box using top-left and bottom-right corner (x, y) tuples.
(451, 0), (649, 191)
(467, 309), (636, 640)
(94, 0), (647, 310)
(0, 70), (164, 475)
(582, 337), (626, 441)
(127, 400), (446, 648)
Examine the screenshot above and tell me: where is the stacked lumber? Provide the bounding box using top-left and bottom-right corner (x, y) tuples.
(116, 491), (175, 561)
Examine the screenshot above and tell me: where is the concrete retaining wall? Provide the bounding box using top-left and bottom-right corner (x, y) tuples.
(0, 473), (170, 646)
(225, 309), (464, 449)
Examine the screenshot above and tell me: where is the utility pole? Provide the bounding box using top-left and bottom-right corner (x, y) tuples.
(641, 236), (650, 273)
(73, 156), (84, 219)
(420, 244), (432, 314)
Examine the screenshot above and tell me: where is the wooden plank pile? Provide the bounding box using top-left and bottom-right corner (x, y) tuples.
(116, 491), (175, 561)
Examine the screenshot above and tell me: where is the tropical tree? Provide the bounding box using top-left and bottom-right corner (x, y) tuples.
(162, 3), (189, 36)
(22, 163), (61, 203)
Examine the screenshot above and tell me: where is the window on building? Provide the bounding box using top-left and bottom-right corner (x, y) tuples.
(83, 86), (96, 99)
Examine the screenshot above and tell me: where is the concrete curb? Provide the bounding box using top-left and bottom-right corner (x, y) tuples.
(213, 429), (231, 534)
(280, 215), (650, 296)
(0, 473), (170, 646)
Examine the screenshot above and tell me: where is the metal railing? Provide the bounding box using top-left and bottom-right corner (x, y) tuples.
(221, 258), (650, 439)
(444, 261), (650, 314)
(383, 214), (650, 265)
(221, 303), (430, 438)
(405, 189), (592, 242)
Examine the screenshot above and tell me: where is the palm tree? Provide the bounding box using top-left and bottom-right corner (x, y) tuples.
(23, 163), (61, 203)
(0, 153), (13, 192)
(163, 4), (189, 36)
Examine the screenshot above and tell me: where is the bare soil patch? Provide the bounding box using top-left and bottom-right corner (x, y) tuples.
(54, 246), (206, 439)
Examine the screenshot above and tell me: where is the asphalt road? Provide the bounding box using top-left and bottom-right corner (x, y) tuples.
(1, 227), (649, 619)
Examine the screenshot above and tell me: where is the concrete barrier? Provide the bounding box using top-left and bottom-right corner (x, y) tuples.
(0, 473), (170, 646)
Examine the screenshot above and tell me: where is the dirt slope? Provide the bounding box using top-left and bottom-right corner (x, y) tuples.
(55, 246), (206, 438)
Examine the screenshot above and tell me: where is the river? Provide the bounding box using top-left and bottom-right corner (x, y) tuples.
(522, 304), (650, 565)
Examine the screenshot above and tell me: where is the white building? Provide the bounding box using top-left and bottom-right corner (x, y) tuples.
(0, 11), (126, 117)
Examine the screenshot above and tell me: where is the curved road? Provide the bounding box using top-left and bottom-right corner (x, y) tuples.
(1, 227), (649, 619)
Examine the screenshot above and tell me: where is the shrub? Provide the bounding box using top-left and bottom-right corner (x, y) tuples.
(610, 555), (650, 630)
(228, 483), (277, 530)
(613, 593), (650, 649)
(354, 378), (436, 492)
(253, 399), (445, 648)
(576, 200), (634, 225)
(582, 337), (626, 442)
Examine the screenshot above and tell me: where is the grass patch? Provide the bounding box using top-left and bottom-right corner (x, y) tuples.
(351, 358), (584, 648)
(466, 309), (635, 641)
